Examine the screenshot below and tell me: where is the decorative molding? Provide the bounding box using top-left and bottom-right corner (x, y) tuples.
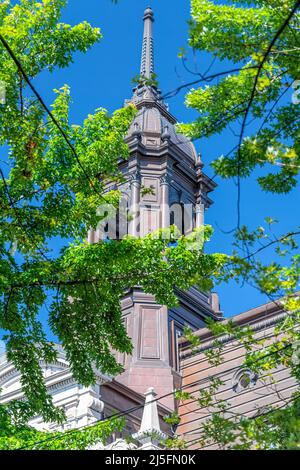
(181, 311), (290, 358)
(139, 307), (161, 360)
(141, 177), (158, 202)
(0, 359), (68, 387)
(128, 171), (142, 185)
(160, 174), (172, 186)
(232, 368), (258, 393)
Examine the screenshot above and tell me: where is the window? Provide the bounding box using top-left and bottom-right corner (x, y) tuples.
(170, 202), (185, 235)
(232, 369), (258, 393)
(169, 320), (183, 371)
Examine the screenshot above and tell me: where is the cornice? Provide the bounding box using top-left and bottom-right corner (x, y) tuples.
(180, 310), (290, 359)
(135, 99), (177, 124)
(0, 359), (68, 385)
(124, 142), (215, 193)
(174, 288), (221, 321)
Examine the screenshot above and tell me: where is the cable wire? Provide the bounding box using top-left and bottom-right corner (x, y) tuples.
(0, 34), (109, 205)
(17, 341), (297, 450)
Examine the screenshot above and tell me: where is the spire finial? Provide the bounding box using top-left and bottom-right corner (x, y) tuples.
(140, 7), (154, 79)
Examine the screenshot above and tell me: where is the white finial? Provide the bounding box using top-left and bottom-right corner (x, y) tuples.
(144, 7), (154, 19)
(139, 388), (160, 434)
(140, 7), (154, 79)
(133, 387), (167, 450)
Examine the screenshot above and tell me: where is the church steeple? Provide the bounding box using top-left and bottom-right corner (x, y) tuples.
(140, 7), (155, 79)
(127, 8), (200, 163)
(115, 8), (219, 410)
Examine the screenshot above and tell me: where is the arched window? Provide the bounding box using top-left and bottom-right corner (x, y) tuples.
(170, 202), (184, 236)
(170, 202), (193, 236)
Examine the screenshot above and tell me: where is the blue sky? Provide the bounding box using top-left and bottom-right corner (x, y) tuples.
(4, 0), (300, 322)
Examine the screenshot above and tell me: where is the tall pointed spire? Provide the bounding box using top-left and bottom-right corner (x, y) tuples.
(140, 7), (154, 79)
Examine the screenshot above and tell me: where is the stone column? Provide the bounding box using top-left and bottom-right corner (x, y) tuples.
(128, 171), (141, 237)
(160, 175), (170, 229)
(87, 228), (94, 244)
(195, 202), (205, 228)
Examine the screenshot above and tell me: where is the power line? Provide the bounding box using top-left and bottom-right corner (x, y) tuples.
(235, 0), (300, 229)
(0, 33), (109, 205)
(183, 393), (300, 450)
(17, 401), (147, 450)
(179, 316), (300, 374)
(0, 166), (50, 261)
(178, 342), (295, 397)
(17, 340), (297, 450)
(1, 5), (299, 452)
(178, 386), (299, 441)
(178, 373), (298, 417)
(179, 301), (300, 371)
(162, 66), (259, 101)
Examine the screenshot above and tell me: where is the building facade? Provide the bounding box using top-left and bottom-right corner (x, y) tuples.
(178, 300), (298, 449)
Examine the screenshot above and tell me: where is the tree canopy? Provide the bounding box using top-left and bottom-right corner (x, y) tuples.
(179, 0), (300, 195)
(0, 0), (223, 428)
(1, 0), (299, 451)
(171, 0), (300, 450)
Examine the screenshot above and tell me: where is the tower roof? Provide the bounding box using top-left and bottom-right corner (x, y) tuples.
(126, 8), (199, 164)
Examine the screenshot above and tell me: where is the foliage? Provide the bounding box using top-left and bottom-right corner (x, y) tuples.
(172, 311), (300, 449)
(0, 0), (224, 435)
(132, 73), (159, 88)
(0, 402), (125, 450)
(178, 0), (300, 194)
(195, 394), (300, 450)
(172, 0), (300, 450)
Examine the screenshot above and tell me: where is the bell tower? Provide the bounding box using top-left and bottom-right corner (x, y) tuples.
(91, 8), (222, 409)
